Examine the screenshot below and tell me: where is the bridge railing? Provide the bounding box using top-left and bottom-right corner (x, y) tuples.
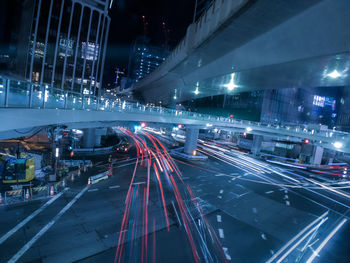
(0, 75), (349, 146)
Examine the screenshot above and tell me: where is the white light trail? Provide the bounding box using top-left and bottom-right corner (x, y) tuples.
(306, 218), (347, 263)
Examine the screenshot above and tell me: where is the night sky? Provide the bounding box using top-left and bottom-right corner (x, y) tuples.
(103, 0), (196, 85)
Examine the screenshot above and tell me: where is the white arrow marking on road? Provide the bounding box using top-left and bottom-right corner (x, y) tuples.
(8, 186), (89, 263)
(223, 247), (231, 261)
(218, 228), (225, 238)
(0, 190), (66, 245)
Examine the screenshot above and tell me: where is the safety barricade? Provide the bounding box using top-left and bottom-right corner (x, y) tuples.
(31, 185), (48, 199)
(4, 189), (24, 205)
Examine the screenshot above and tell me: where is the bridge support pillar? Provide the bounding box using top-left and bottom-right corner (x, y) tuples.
(251, 135), (263, 155)
(184, 128), (199, 156)
(311, 146), (324, 165)
(82, 128), (95, 148)
(82, 128), (107, 148)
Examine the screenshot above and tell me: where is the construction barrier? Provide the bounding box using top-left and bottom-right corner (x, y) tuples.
(4, 189), (24, 205)
(31, 185), (48, 199)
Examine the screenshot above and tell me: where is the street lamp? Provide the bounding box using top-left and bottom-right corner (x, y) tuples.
(333, 141), (343, 149)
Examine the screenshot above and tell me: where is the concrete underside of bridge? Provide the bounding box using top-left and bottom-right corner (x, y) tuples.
(134, 0), (350, 105)
(1, 108), (349, 153)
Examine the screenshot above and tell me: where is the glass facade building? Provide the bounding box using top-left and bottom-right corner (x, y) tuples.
(0, 0), (111, 96)
(128, 37), (169, 83)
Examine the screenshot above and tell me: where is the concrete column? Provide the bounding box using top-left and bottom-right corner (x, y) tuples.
(311, 146), (324, 165)
(251, 135), (263, 155)
(184, 128), (199, 155)
(82, 128), (107, 148)
(94, 128), (107, 147)
(82, 128), (95, 148)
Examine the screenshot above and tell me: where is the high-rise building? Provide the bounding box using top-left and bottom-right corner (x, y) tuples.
(0, 0), (111, 96)
(128, 36), (169, 83)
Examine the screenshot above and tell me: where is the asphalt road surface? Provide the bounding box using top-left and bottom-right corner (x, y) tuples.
(0, 132), (349, 263)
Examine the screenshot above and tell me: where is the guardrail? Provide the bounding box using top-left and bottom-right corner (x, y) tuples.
(1, 74), (350, 151)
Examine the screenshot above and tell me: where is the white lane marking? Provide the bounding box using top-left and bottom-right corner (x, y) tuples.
(217, 195), (222, 199)
(8, 186), (89, 263)
(284, 194), (289, 199)
(266, 211), (329, 263)
(219, 189), (224, 194)
(88, 189), (98, 192)
(265, 190), (274, 194)
(218, 228), (225, 239)
(261, 233), (267, 240)
(276, 218), (328, 263)
(222, 247), (231, 261)
(109, 185), (120, 189)
(286, 201), (290, 206)
(217, 215), (222, 223)
(133, 181), (146, 185)
(306, 218), (348, 263)
(252, 207), (258, 214)
(0, 190), (65, 245)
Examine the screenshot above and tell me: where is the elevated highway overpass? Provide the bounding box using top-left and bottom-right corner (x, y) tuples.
(1, 75), (350, 153)
(132, 0), (350, 104)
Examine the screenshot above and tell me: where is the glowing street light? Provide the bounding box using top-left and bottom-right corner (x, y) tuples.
(194, 87), (199, 95)
(327, 70), (342, 79)
(333, 141), (343, 149)
(224, 73), (239, 91)
(246, 127), (252, 132)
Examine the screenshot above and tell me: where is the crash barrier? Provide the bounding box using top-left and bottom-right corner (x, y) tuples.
(89, 170), (110, 185)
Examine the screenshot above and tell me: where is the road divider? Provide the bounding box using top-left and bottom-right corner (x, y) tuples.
(88, 170), (109, 185)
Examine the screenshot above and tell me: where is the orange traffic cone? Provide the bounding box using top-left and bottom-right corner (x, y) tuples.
(0, 193), (3, 205)
(25, 189), (30, 200)
(88, 177), (91, 185)
(108, 164), (113, 176)
(50, 186), (55, 196)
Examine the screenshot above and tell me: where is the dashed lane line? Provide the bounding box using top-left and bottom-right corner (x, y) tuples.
(7, 186), (89, 263)
(109, 185), (120, 189)
(0, 189), (66, 245)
